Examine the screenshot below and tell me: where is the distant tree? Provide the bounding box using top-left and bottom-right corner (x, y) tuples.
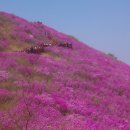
(107, 53), (117, 59)
(68, 35), (79, 41)
(35, 21), (43, 25)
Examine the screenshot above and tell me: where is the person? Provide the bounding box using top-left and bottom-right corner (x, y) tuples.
(30, 46), (34, 53)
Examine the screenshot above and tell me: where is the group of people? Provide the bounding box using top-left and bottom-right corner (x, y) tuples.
(22, 44), (46, 54)
(21, 41), (72, 54)
(58, 41), (72, 48)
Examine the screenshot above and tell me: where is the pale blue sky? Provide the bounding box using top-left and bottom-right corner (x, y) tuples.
(0, 0), (130, 64)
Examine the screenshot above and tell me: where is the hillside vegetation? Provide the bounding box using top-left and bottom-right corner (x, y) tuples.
(0, 12), (130, 130)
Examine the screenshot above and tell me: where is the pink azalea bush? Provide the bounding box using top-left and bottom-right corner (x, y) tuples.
(0, 12), (130, 130)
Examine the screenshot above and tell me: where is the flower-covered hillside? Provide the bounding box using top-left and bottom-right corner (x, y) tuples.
(0, 12), (130, 130)
(0, 11), (67, 52)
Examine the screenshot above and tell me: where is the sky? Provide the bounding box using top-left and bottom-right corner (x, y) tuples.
(0, 0), (130, 64)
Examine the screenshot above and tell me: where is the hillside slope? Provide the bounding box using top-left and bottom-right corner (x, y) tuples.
(0, 12), (130, 130)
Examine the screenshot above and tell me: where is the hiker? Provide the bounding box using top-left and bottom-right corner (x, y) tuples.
(30, 46), (34, 53)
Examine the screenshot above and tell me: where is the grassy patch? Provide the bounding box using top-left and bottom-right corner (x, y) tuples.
(0, 78), (19, 91)
(0, 94), (17, 111)
(42, 50), (61, 60)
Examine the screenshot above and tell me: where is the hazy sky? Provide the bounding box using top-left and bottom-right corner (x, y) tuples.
(0, 0), (130, 64)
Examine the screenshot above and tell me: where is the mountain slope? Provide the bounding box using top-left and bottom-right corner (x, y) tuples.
(0, 12), (130, 130)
